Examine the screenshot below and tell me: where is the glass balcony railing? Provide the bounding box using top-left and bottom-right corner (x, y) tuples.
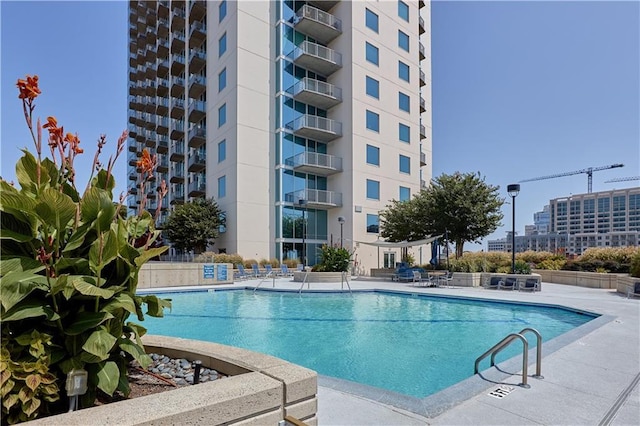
(294, 4), (342, 44)
(285, 189), (343, 208)
(286, 152), (343, 175)
(289, 77), (342, 109)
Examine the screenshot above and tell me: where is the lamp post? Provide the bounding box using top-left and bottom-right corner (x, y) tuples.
(507, 184), (520, 274)
(338, 216), (345, 248)
(299, 199), (307, 267)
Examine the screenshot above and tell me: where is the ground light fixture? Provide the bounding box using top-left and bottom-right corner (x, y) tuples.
(507, 184), (521, 274)
(338, 216), (345, 248)
(66, 368), (88, 412)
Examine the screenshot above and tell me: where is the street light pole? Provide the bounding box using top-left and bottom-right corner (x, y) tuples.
(299, 199), (307, 267)
(338, 216), (345, 248)
(507, 184), (520, 274)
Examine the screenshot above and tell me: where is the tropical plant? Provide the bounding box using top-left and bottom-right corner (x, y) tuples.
(312, 245), (352, 272)
(380, 172), (503, 258)
(0, 74), (170, 422)
(164, 198), (224, 254)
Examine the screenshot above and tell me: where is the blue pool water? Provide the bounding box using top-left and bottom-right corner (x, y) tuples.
(141, 290), (596, 398)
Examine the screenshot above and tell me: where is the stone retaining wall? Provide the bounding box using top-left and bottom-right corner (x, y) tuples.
(532, 269), (631, 291)
(137, 262), (234, 288)
(28, 335), (318, 426)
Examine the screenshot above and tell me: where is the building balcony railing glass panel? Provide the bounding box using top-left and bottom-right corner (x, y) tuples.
(189, 20), (207, 46)
(188, 74), (206, 97)
(420, 97), (426, 113)
(286, 114), (342, 142)
(189, 48), (207, 72)
(420, 69), (426, 86)
(188, 151), (206, 172)
(420, 151), (426, 167)
(285, 152), (343, 176)
(188, 100), (206, 122)
(170, 121), (185, 140)
(157, 58), (169, 76)
(157, 139), (169, 153)
(420, 124), (427, 140)
(170, 140), (185, 161)
(289, 77), (342, 109)
(419, 16), (426, 34)
(171, 53), (185, 75)
(188, 126), (206, 148)
(285, 189), (343, 209)
(157, 38), (169, 56)
(170, 98), (185, 118)
(157, 155), (169, 172)
(291, 40), (342, 76)
(294, 4), (342, 45)
(419, 42), (426, 61)
(188, 179), (206, 196)
(189, 0), (207, 22)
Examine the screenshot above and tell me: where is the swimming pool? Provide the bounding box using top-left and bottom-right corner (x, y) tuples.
(141, 289), (597, 398)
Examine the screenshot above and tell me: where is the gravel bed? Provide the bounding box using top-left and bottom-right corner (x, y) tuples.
(130, 353), (226, 387)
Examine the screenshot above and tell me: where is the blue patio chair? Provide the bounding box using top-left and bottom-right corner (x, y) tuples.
(264, 264), (274, 277)
(501, 277), (517, 290)
(251, 263), (263, 278)
(279, 264), (293, 277)
(296, 264), (304, 272)
(235, 264), (250, 281)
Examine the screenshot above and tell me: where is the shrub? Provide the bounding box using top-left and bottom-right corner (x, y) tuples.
(313, 245), (352, 272)
(243, 259), (258, 268)
(1, 75), (170, 422)
(630, 252), (640, 277)
(537, 258), (566, 270)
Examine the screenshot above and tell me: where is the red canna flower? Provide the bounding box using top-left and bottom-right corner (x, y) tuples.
(43, 116), (63, 141)
(17, 75), (41, 101)
(64, 132), (83, 154)
(136, 148), (156, 176)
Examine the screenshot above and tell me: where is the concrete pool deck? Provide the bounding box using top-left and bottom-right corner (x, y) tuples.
(153, 278), (640, 425)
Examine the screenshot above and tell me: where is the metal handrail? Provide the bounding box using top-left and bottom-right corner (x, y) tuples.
(475, 333), (530, 388)
(298, 271), (310, 293)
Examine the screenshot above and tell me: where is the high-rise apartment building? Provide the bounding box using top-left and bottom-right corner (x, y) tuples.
(127, 0), (432, 271)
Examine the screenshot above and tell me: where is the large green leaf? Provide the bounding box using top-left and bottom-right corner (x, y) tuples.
(0, 189), (38, 234)
(1, 299), (59, 322)
(124, 322), (148, 345)
(34, 188), (76, 235)
(139, 294), (171, 317)
(96, 361), (119, 396)
(65, 312), (114, 336)
(0, 271), (48, 311)
(92, 169), (116, 194)
(81, 187), (115, 230)
(71, 277), (115, 299)
(89, 229), (119, 273)
(15, 150), (39, 195)
(117, 337), (150, 369)
(82, 330), (116, 361)
(62, 222), (92, 254)
(103, 293), (137, 315)
(0, 257), (44, 277)
(134, 246), (168, 267)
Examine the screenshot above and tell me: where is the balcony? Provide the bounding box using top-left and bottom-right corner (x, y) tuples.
(170, 121), (185, 140)
(157, 138), (169, 154)
(170, 141), (185, 161)
(171, 98), (185, 119)
(128, 131), (138, 143)
(420, 69), (426, 87)
(171, 53), (185, 75)
(170, 76), (185, 97)
(144, 115), (156, 132)
(144, 96), (155, 114)
(189, 0), (206, 22)
(171, 6), (185, 31)
(188, 126), (206, 148)
(170, 164), (185, 183)
(289, 77), (342, 110)
(420, 124), (427, 140)
(419, 0), (425, 8)
(189, 21), (206, 47)
(157, 37), (169, 57)
(188, 179), (206, 197)
(189, 48), (206, 73)
(157, 78), (169, 96)
(421, 179), (427, 189)
(156, 97), (169, 114)
(291, 41), (342, 76)
(157, 116), (169, 135)
(420, 96), (426, 113)
(144, 131), (156, 147)
(129, 51), (138, 67)
(145, 79), (156, 96)
(128, 151), (141, 166)
(285, 189), (342, 209)
(286, 115), (342, 142)
(306, 1), (339, 11)
(188, 100), (206, 123)
(188, 74), (206, 98)
(145, 42), (157, 60)
(294, 5), (342, 45)
(286, 152), (342, 176)
(157, 155), (169, 172)
(419, 16), (426, 35)
(157, 58), (169, 76)
(157, 0), (169, 18)
(419, 42), (426, 61)
(171, 184), (185, 202)
(420, 151), (427, 167)
(188, 151), (206, 172)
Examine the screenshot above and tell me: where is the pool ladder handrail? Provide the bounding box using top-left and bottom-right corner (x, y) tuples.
(474, 327), (543, 388)
(253, 270), (276, 294)
(297, 270), (352, 294)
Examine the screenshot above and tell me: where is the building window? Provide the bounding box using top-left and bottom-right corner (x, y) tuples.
(398, 30), (409, 52)
(218, 104), (226, 127)
(399, 92), (410, 112)
(365, 42), (379, 66)
(365, 8), (378, 33)
(218, 68), (227, 92)
(218, 175), (226, 199)
(366, 110), (379, 132)
(398, 61), (410, 82)
(366, 76), (379, 99)
(367, 214), (379, 233)
(398, 0), (409, 22)
(399, 186), (410, 201)
(366, 144), (380, 166)
(218, 139), (226, 163)
(366, 179), (380, 200)
(219, 33), (227, 57)
(399, 123), (410, 143)
(399, 155), (410, 174)
(219, 0), (227, 22)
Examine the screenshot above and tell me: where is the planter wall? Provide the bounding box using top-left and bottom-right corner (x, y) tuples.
(28, 335), (318, 426)
(137, 262), (234, 288)
(532, 269), (629, 290)
(292, 271), (348, 283)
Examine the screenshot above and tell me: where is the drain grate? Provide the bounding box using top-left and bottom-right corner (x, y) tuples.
(488, 385), (515, 399)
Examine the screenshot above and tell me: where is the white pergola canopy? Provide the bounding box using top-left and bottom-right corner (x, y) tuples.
(357, 235), (442, 248)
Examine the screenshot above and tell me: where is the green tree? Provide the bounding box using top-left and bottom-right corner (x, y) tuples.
(380, 172), (504, 258)
(165, 198), (224, 254)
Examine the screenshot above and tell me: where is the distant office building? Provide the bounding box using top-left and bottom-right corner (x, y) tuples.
(488, 188), (640, 255)
(126, 0), (433, 270)
(533, 205), (550, 235)
(524, 225), (536, 236)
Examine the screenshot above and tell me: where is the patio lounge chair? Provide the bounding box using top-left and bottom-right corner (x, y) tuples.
(627, 282), (640, 298)
(235, 264), (250, 280)
(519, 277), (540, 292)
(251, 263), (263, 278)
(484, 276), (504, 290)
(264, 264), (274, 277)
(501, 277), (517, 290)
(279, 264), (294, 277)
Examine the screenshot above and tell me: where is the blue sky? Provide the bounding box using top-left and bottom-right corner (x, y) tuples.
(2, 1), (638, 251)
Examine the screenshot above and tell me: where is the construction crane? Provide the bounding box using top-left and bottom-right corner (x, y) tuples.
(519, 163), (624, 193)
(605, 176), (640, 183)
